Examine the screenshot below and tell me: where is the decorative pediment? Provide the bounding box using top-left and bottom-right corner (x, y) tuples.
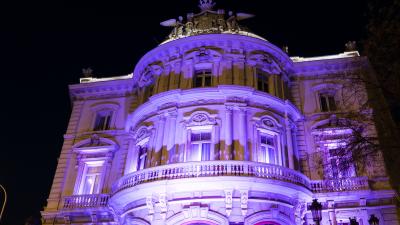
(134, 126), (153, 144)
(73, 134), (118, 155)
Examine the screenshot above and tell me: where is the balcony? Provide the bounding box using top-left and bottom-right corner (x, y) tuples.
(310, 176), (369, 193)
(63, 194), (110, 210)
(112, 161), (310, 195)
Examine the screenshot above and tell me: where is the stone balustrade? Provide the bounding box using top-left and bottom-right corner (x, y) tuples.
(112, 161), (310, 195)
(63, 194), (110, 209)
(310, 176), (369, 193)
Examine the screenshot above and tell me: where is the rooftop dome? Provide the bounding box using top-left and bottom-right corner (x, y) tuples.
(160, 0), (266, 44)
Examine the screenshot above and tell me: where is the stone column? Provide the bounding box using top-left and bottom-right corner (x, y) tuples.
(238, 107), (248, 160)
(224, 105), (233, 160)
(124, 138), (137, 174)
(166, 111), (177, 163)
(285, 114), (295, 169)
(327, 200), (337, 225)
(154, 116), (166, 166)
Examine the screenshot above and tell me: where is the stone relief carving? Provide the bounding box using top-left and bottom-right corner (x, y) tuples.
(187, 112), (217, 126)
(224, 189), (233, 216)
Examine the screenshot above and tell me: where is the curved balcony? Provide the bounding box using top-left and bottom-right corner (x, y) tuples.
(112, 161), (310, 195)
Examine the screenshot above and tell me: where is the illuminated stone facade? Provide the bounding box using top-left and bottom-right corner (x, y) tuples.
(41, 1), (399, 225)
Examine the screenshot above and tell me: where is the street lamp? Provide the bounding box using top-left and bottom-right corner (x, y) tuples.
(368, 214), (379, 225)
(349, 217), (359, 225)
(0, 184), (7, 222)
(310, 199), (323, 225)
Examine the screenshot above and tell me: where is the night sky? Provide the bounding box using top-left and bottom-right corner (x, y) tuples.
(0, 0), (367, 224)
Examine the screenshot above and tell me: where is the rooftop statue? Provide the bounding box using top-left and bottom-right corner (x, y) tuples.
(160, 0), (257, 42)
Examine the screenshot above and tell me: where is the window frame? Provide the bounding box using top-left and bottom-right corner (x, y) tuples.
(190, 130), (212, 161)
(76, 159), (107, 195)
(193, 68), (212, 88)
(319, 92), (337, 112)
(93, 109), (113, 131)
(255, 68), (269, 93)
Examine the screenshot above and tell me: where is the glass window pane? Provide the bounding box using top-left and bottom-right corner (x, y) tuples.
(260, 136), (267, 144)
(267, 137), (274, 146)
(268, 147), (275, 164)
(201, 132), (211, 141)
(328, 96), (336, 111)
(320, 95), (328, 112)
(201, 143), (211, 161)
(190, 143), (200, 161)
(204, 76), (211, 87)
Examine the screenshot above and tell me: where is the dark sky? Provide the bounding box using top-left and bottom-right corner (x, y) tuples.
(0, 0), (368, 224)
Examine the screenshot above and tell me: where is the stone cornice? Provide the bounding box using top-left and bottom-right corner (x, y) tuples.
(292, 56), (369, 77)
(69, 79), (135, 101)
(126, 85), (302, 131)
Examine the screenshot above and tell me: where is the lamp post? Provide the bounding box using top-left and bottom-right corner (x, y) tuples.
(0, 184), (7, 222)
(368, 214), (379, 225)
(310, 199), (323, 225)
(349, 217), (359, 225)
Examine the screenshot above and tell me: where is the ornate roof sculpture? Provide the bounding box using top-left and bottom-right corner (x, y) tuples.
(160, 0), (265, 44)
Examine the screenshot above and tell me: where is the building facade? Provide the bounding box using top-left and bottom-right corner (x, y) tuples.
(41, 1), (399, 225)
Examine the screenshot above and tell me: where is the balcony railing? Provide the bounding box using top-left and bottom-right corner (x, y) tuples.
(63, 194), (110, 209)
(310, 176), (369, 193)
(112, 161), (310, 195)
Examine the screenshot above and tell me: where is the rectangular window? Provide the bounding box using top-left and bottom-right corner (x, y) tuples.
(81, 165), (102, 194)
(319, 93), (336, 112)
(190, 131), (211, 161)
(324, 140), (356, 179)
(260, 134), (276, 164)
(193, 69), (212, 88)
(137, 146), (148, 170)
(94, 110), (113, 131)
(256, 70), (269, 93)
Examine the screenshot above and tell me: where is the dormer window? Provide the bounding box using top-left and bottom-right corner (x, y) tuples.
(319, 93), (336, 112)
(94, 110), (113, 131)
(256, 69), (269, 93)
(193, 68), (212, 87)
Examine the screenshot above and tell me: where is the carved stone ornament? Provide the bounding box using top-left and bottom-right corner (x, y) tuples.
(224, 189), (233, 216)
(240, 190), (249, 216)
(187, 112), (217, 126)
(262, 119), (275, 128)
(146, 196), (154, 215)
(138, 65), (163, 88)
